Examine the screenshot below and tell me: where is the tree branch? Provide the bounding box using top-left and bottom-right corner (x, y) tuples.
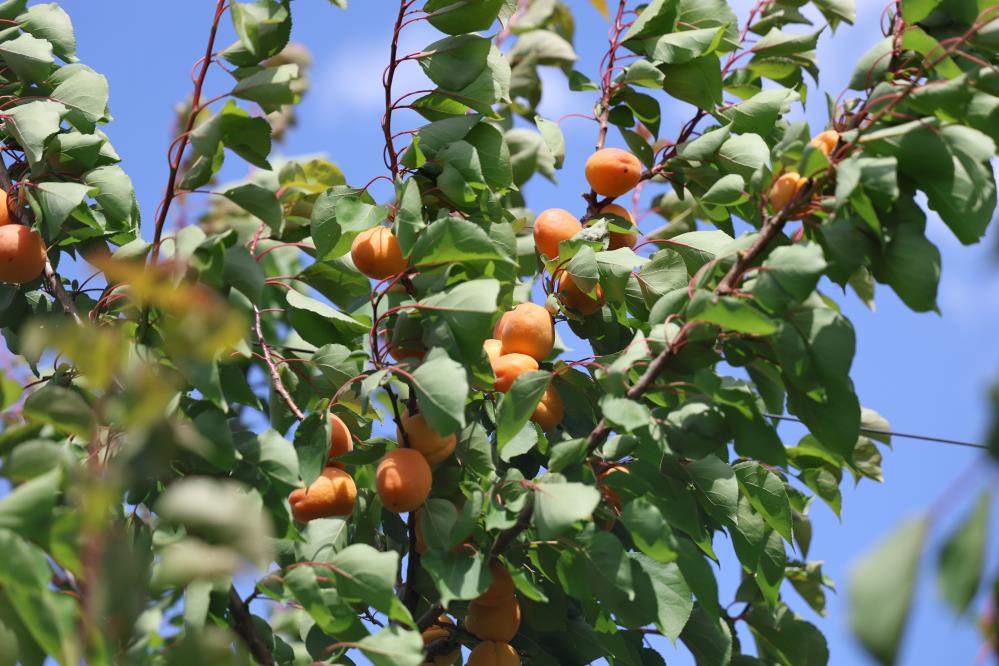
(254, 305), (305, 421)
(489, 497), (535, 559)
(227, 586), (276, 665)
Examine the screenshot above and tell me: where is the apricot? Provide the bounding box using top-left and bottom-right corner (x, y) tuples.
(555, 271), (604, 316)
(422, 615), (459, 666)
(768, 172), (808, 214)
(327, 414), (353, 467)
(476, 559), (516, 606)
(387, 337), (425, 362)
(0, 225), (45, 284)
(467, 641), (520, 666)
(493, 311), (512, 339)
(399, 410), (457, 465)
(598, 465), (630, 514)
(599, 203), (638, 250)
(532, 208), (582, 259)
(483, 338), (503, 363)
(498, 303), (554, 361)
(376, 447), (432, 513)
(0, 189), (10, 226)
(530, 384), (564, 432)
(351, 226), (407, 280)
(585, 148), (642, 197)
(288, 467), (357, 522)
(490, 353), (539, 393)
(465, 594), (521, 642)
(810, 129), (839, 157)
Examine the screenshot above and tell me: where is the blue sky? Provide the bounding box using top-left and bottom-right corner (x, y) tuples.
(47, 1), (999, 664)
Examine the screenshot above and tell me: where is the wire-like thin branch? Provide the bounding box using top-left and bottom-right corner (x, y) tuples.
(227, 586), (276, 665)
(254, 305), (305, 421)
(150, 0), (227, 261)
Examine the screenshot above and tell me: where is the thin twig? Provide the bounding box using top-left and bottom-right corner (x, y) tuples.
(489, 497), (535, 559)
(254, 305), (305, 421)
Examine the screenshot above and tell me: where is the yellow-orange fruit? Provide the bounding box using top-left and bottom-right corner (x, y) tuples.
(768, 172), (808, 213)
(468, 641), (520, 666)
(498, 302), (554, 361)
(490, 353), (539, 393)
(483, 338), (503, 362)
(0, 225), (45, 284)
(465, 594), (521, 642)
(422, 615), (459, 666)
(399, 410), (457, 465)
(351, 226), (407, 280)
(810, 129), (839, 157)
(376, 448), (433, 513)
(0, 189), (11, 227)
(289, 467), (357, 522)
(530, 385), (564, 432)
(555, 271), (604, 316)
(532, 208), (582, 259)
(585, 148), (642, 197)
(600, 203), (638, 250)
(493, 311), (512, 339)
(387, 338), (426, 362)
(476, 559), (516, 606)
(599, 465), (630, 514)
(327, 414), (353, 467)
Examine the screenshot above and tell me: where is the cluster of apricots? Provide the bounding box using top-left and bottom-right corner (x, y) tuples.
(0, 190), (47, 285)
(533, 147), (646, 317)
(486, 302), (564, 432)
(767, 129), (840, 215)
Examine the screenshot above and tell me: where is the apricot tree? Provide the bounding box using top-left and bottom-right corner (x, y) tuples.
(0, 1), (997, 665)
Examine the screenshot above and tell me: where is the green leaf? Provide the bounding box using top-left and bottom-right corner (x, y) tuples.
(22, 384), (91, 437)
(4, 100), (64, 173)
(496, 370), (550, 449)
(18, 3), (76, 62)
(411, 353), (469, 437)
(424, 0), (504, 34)
(0, 468), (60, 533)
(409, 216), (509, 267)
(649, 26), (726, 64)
(726, 88), (798, 134)
(621, 499), (679, 563)
(50, 66), (108, 123)
(535, 116), (565, 170)
(584, 531), (636, 604)
(687, 455), (738, 526)
(419, 34), (491, 91)
(602, 396), (652, 432)
(231, 63), (300, 111)
(421, 550), (490, 606)
(230, 0), (291, 60)
(688, 290), (777, 335)
(190, 100), (272, 170)
(0, 33), (53, 82)
(356, 625), (424, 666)
(331, 544), (406, 619)
(699, 173), (746, 206)
(881, 222), (940, 313)
(534, 480), (601, 539)
(420, 498), (458, 551)
(734, 462), (792, 542)
(751, 28), (822, 57)
(311, 194), (386, 260)
(678, 124), (730, 161)
(937, 491), (989, 614)
(662, 55), (722, 111)
(293, 411), (328, 488)
(286, 290), (368, 347)
(239, 428), (299, 491)
(84, 165), (137, 230)
(633, 553), (692, 641)
(849, 37), (892, 89)
(717, 133), (769, 177)
(680, 604), (732, 666)
(750, 242), (827, 311)
(223, 183), (282, 230)
(28, 181), (93, 237)
(222, 244), (265, 302)
(849, 516), (928, 666)
(623, 0), (679, 43)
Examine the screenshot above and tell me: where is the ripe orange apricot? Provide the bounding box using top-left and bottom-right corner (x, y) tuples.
(0, 225), (46, 284)
(530, 384), (564, 432)
(490, 353), (539, 393)
(327, 414), (353, 467)
(555, 271), (604, 316)
(493, 311), (513, 339)
(532, 208), (582, 259)
(288, 467), (357, 522)
(467, 641), (520, 666)
(399, 410), (457, 465)
(0, 189), (11, 227)
(600, 203), (638, 250)
(476, 559), (516, 606)
(465, 594), (521, 642)
(376, 447), (433, 513)
(351, 226), (407, 280)
(422, 616), (459, 666)
(768, 172), (808, 214)
(585, 148), (642, 197)
(483, 338), (503, 362)
(498, 303), (554, 361)
(810, 129), (839, 157)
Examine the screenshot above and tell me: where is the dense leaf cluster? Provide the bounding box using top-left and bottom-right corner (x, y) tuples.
(0, 0), (997, 665)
